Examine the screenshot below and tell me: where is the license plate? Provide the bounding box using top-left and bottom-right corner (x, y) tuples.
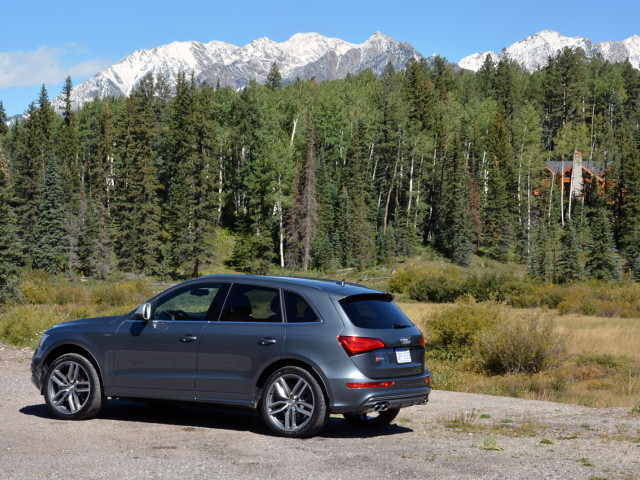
(395, 348), (411, 364)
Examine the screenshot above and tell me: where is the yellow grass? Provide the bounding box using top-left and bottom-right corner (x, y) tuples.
(398, 301), (640, 362)
(553, 313), (640, 362)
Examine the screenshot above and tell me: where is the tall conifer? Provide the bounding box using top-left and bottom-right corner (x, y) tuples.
(33, 155), (67, 274)
(0, 145), (21, 302)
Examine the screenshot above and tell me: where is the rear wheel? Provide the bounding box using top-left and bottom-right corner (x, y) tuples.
(44, 353), (105, 420)
(343, 408), (400, 428)
(259, 366), (328, 438)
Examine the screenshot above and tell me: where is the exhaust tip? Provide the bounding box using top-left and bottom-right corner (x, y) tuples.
(373, 401), (390, 412)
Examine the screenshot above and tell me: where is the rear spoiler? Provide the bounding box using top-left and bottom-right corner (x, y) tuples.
(339, 293), (394, 304)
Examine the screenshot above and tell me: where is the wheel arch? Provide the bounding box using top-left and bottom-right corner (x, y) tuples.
(255, 358), (332, 406)
(41, 343), (104, 394)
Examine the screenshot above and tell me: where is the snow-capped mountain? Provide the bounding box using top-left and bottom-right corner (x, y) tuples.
(459, 30), (640, 72)
(59, 32), (420, 110)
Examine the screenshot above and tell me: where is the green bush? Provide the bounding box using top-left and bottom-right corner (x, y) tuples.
(387, 267), (415, 294)
(52, 284), (90, 305)
(461, 272), (520, 302)
(425, 297), (504, 357)
(19, 270), (52, 304)
(474, 313), (567, 375)
(406, 265), (466, 302)
(575, 353), (620, 370)
(0, 304), (64, 346)
(556, 282), (640, 317)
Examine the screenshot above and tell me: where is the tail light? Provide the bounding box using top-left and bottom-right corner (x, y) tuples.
(420, 334), (424, 346)
(347, 381), (394, 389)
(338, 336), (385, 356)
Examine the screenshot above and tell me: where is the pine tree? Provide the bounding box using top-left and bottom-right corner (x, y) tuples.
(56, 76), (80, 208)
(0, 145), (22, 303)
(585, 208), (619, 280)
(112, 82), (161, 274)
(10, 89), (56, 257)
(436, 135), (474, 266)
(631, 255), (640, 282)
(165, 72), (197, 275)
(557, 220), (583, 283)
(0, 101), (8, 137)
(476, 54), (496, 97)
(341, 120), (375, 268)
(615, 126), (640, 266)
(33, 155), (67, 274)
(482, 109), (514, 261)
(266, 61), (283, 91)
(287, 110), (319, 270)
(77, 193), (98, 276)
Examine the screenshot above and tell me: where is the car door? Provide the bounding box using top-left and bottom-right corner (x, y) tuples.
(112, 283), (226, 400)
(196, 283), (285, 404)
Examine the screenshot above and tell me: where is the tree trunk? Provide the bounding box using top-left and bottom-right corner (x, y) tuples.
(382, 135), (401, 234)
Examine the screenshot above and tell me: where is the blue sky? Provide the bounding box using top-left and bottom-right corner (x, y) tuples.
(1, 0), (638, 116)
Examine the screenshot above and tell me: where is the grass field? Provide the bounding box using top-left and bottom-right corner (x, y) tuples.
(397, 301), (640, 409)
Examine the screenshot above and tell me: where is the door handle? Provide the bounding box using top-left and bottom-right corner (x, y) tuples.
(258, 337), (277, 345)
(179, 335), (198, 343)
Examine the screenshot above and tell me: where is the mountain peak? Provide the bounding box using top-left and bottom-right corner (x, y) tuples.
(58, 32), (420, 110)
(459, 30), (640, 72)
(366, 31), (393, 43)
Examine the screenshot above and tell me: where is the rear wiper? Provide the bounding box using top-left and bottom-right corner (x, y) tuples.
(392, 322), (410, 329)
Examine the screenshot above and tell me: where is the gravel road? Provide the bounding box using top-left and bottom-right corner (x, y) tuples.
(1, 344), (639, 479)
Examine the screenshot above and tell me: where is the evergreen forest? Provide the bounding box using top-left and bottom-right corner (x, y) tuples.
(2, 47), (640, 303)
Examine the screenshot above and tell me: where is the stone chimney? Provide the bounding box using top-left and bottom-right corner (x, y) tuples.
(569, 151), (583, 199)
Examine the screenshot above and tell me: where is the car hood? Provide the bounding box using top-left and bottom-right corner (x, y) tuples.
(47, 315), (125, 332)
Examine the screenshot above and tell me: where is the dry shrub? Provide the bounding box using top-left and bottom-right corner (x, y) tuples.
(0, 304), (64, 346)
(52, 285), (90, 305)
(572, 365), (606, 381)
(474, 312), (568, 375)
(426, 297), (504, 358)
(557, 282), (640, 318)
(19, 270), (52, 304)
(482, 371), (567, 398)
(407, 265), (466, 302)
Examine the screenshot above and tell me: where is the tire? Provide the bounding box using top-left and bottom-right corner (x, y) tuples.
(44, 353), (105, 420)
(343, 408), (400, 428)
(259, 366), (328, 438)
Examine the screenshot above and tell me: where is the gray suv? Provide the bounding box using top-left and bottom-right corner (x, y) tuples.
(31, 275), (431, 437)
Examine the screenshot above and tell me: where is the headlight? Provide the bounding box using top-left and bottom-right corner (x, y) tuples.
(38, 333), (49, 349)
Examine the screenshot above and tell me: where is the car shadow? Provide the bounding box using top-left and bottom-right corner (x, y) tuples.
(20, 399), (412, 438)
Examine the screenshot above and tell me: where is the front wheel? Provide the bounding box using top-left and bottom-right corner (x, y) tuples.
(259, 366), (328, 438)
(343, 408), (400, 428)
(44, 353), (105, 420)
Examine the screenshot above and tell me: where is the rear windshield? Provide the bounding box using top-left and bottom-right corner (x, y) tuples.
(339, 295), (413, 329)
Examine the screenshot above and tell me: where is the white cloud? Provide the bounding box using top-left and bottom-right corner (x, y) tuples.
(0, 46), (111, 89)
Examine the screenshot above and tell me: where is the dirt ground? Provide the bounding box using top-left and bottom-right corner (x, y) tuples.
(1, 343), (639, 479)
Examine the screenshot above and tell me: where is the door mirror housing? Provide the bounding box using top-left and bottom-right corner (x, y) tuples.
(134, 303), (152, 321)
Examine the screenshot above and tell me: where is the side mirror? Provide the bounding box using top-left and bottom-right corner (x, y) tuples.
(134, 303), (152, 321)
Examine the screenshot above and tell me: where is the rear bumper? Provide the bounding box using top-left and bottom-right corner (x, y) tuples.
(328, 370), (431, 414)
(359, 390), (429, 413)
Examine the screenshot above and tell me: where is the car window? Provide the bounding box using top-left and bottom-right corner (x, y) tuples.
(339, 295), (412, 329)
(220, 284), (282, 323)
(284, 291), (318, 323)
(153, 284), (222, 321)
